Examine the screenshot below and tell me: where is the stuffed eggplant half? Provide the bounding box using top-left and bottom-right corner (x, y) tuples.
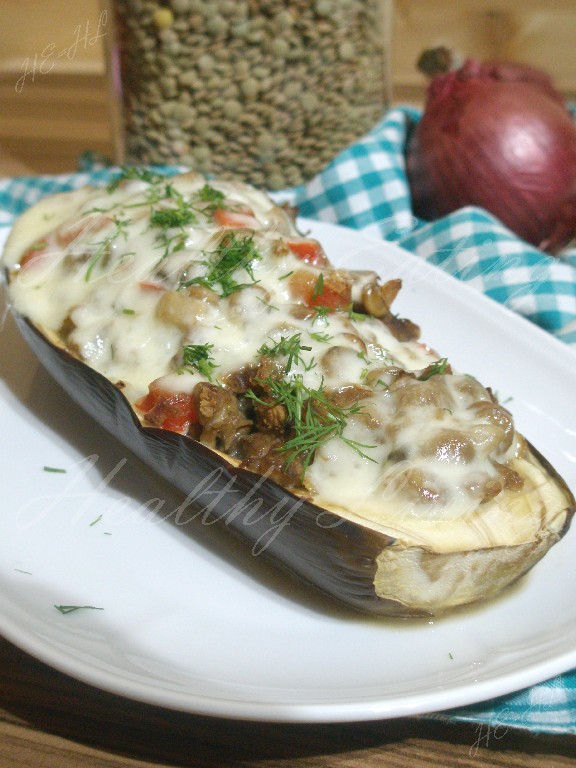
(3, 170), (574, 617)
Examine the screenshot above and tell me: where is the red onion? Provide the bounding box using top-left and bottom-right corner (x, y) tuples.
(406, 58), (576, 254)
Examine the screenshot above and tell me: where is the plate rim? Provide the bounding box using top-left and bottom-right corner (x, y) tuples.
(1, 217), (576, 723)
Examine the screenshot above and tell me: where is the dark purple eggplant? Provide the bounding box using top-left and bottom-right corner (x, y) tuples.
(10, 314), (574, 617)
(3, 175), (574, 617)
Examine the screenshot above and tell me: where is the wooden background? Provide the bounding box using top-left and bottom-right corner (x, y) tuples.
(0, 0), (575, 175)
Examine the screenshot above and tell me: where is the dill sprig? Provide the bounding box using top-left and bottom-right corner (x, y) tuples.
(85, 216), (130, 282)
(347, 306), (369, 322)
(150, 206), (197, 230)
(312, 273), (324, 300)
(308, 330), (333, 344)
(179, 343), (219, 380)
(197, 183), (226, 211)
(311, 305), (331, 325)
(149, 184), (200, 259)
(257, 333), (314, 373)
(418, 357), (450, 380)
(181, 233), (262, 297)
(247, 375), (376, 478)
(106, 166), (167, 193)
(54, 604), (104, 614)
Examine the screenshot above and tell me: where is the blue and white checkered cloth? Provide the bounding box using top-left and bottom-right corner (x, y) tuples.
(292, 107), (576, 347)
(1, 107), (575, 733)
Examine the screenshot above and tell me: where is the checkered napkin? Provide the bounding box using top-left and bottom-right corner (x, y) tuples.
(292, 107), (576, 347)
(1, 107), (576, 733)
(295, 107), (576, 735)
(298, 108), (576, 734)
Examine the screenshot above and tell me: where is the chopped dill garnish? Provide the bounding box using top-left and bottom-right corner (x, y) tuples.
(197, 184), (226, 208)
(247, 375), (375, 479)
(312, 273), (324, 300)
(256, 296), (279, 311)
(150, 206), (197, 230)
(181, 233), (262, 297)
(43, 466), (67, 473)
(180, 343), (219, 380)
(312, 306), (331, 324)
(347, 306), (368, 322)
(107, 167), (164, 193)
(257, 334), (313, 374)
(106, 166), (167, 193)
(122, 308), (136, 315)
(308, 330), (333, 344)
(54, 605), (104, 615)
(85, 216), (130, 282)
(149, 185), (199, 260)
(418, 357), (450, 381)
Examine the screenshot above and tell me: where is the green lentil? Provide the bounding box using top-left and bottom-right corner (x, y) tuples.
(114, 0), (391, 189)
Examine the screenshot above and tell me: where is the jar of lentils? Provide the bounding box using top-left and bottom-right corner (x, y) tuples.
(106, 0), (392, 190)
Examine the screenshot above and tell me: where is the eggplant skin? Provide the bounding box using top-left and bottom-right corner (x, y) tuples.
(3, 177), (574, 617)
(11, 313), (575, 617)
(14, 315), (393, 615)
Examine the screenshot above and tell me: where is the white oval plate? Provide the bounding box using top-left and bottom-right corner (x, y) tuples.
(1, 220), (575, 723)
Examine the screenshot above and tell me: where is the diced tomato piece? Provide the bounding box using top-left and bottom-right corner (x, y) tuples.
(57, 215), (112, 248)
(213, 207), (261, 229)
(135, 388), (198, 435)
(285, 239), (329, 268)
(138, 280), (166, 293)
(288, 270), (352, 311)
(135, 391), (156, 412)
(161, 413), (196, 434)
(19, 241), (50, 270)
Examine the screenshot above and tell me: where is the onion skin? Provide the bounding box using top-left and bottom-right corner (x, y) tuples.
(406, 58), (576, 254)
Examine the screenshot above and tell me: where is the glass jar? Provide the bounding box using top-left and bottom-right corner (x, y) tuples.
(104, 0), (392, 189)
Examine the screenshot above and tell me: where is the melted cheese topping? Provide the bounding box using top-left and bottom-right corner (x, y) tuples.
(5, 171), (561, 552)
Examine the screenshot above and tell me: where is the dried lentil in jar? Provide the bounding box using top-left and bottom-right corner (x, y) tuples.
(105, 0), (392, 189)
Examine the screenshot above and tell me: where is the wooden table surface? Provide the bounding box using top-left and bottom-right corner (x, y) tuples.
(2, 635), (576, 768)
(1, 146), (575, 768)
